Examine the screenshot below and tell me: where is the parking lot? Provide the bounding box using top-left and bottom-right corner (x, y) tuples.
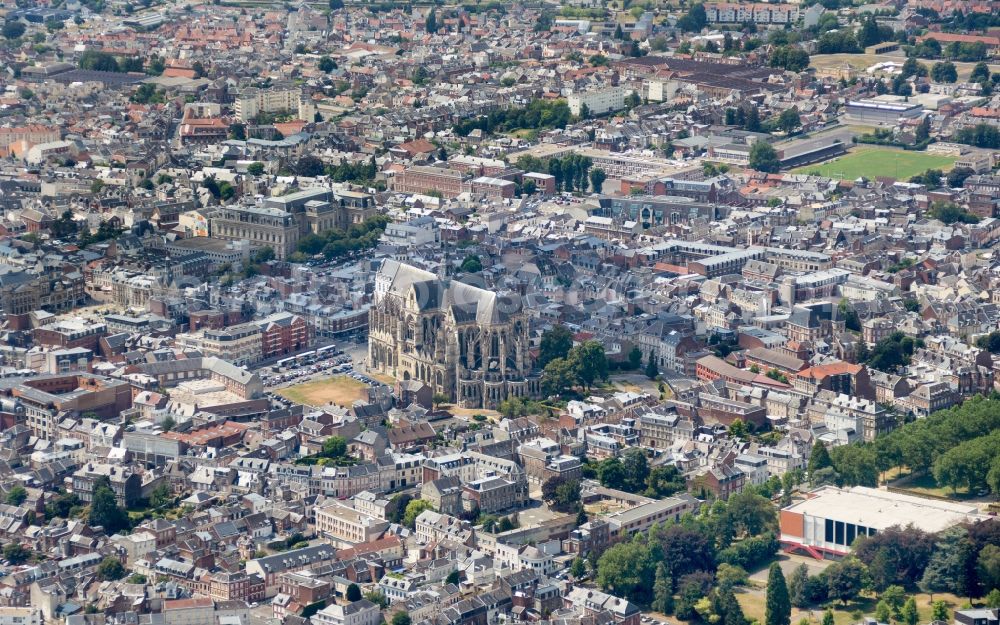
(261, 339), (374, 390)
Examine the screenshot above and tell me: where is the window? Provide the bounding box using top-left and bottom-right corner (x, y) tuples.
(846, 523), (856, 545)
(835, 520), (844, 545)
(824, 518), (834, 543)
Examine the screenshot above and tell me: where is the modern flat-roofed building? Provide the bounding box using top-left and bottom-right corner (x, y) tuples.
(780, 486), (990, 559)
(704, 2), (799, 24)
(567, 86), (627, 117)
(0, 607), (42, 625)
(845, 99), (923, 125)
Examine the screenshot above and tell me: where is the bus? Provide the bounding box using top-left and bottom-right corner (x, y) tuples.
(296, 350), (317, 364)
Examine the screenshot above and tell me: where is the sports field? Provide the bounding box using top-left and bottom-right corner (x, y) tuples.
(793, 146), (956, 180)
(277, 375), (369, 407)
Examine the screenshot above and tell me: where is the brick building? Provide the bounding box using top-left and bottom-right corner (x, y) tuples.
(392, 166), (467, 198)
(255, 312), (309, 360)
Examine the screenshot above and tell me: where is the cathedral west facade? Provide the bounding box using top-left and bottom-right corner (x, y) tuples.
(368, 260), (539, 409)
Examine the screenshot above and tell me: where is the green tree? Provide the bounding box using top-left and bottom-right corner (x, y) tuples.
(676, 572), (715, 620)
(881, 586), (906, 615)
(826, 558), (869, 604)
(621, 448), (650, 493)
(596, 539), (658, 604)
(2, 20), (26, 39)
(916, 116), (931, 143)
(717, 563), (749, 591)
(346, 583), (362, 601)
(788, 563), (809, 608)
(645, 352), (659, 380)
(318, 56), (337, 73)
(460, 254), (482, 273)
(627, 346), (643, 370)
(161, 415), (176, 432)
(79, 50), (120, 72)
(251, 246), (275, 264)
(901, 597), (918, 625)
(97, 556), (126, 581)
(597, 458), (628, 491)
(446, 569), (461, 585)
(247, 162), (265, 176)
(652, 562), (675, 614)
(719, 587), (747, 625)
(677, 2), (707, 31)
(569, 340), (607, 389)
(985, 588), (1000, 608)
(432, 392), (449, 409)
(749, 141), (780, 173)
(931, 601), (948, 622)
(571, 557), (587, 579)
(947, 166), (974, 189)
(542, 357), (577, 396)
(6, 485), (27, 506)
(717, 490), (778, 543)
(391, 613), (411, 625)
(323, 436), (347, 458)
(146, 55), (165, 76)
(823, 610), (835, 625)
(645, 465), (686, 498)
(770, 46), (810, 72)
(364, 590), (388, 609)
(2, 543), (29, 565)
(766, 563), (791, 625)
(385, 494), (412, 525)
(149, 483), (172, 508)
(969, 62), (990, 83)
(541, 476), (581, 511)
(875, 600), (892, 623)
(931, 61), (958, 83)
(538, 325), (573, 368)
(402, 499), (434, 529)
(425, 8), (437, 33)
(777, 108), (801, 133)
(44, 491), (80, 520)
(808, 441), (832, 477)
(920, 526), (971, 598)
(89, 476), (130, 534)
(978, 544), (1000, 596)
(585, 167), (607, 193)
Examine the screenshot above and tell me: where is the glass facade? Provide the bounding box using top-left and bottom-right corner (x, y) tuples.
(824, 518), (877, 546)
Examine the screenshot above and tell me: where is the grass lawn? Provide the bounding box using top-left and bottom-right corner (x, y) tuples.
(735, 586), (968, 625)
(793, 146), (956, 180)
(888, 471), (980, 501)
(367, 371), (397, 386)
(277, 375), (369, 407)
(810, 53), (1000, 82)
(449, 406), (502, 420)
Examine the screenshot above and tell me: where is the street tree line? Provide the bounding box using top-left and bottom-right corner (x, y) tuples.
(808, 395), (1000, 494)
